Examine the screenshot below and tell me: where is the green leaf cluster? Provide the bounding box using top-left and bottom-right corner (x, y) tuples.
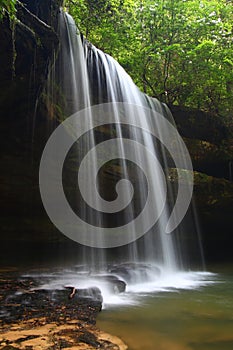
(65, 0), (233, 118)
(0, 0), (17, 21)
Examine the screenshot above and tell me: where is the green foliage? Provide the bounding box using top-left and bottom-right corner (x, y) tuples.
(65, 0), (233, 118)
(0, 0), (17, 21)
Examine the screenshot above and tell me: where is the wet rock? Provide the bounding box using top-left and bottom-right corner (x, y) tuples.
(108, 278), (126, 293)
(93, 275), (126, 293)
(110, 266), (136, 283)
(110, 263), (161, 284)
(75, 287), (103, 303)
(6, 289), (51, 306)
(0, 282), (103, 325)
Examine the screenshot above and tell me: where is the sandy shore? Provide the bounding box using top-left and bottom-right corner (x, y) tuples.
(0, 270), (128, 349)
(0, 318), (128, 349)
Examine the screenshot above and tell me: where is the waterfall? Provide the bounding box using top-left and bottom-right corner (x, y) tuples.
(40, 11), (202, 283)
(229, 160), (233, 182)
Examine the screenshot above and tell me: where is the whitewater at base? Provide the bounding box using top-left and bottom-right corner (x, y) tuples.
(23, 264), (216, 309)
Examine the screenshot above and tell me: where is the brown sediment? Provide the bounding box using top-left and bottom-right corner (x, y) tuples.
(0, 319), (128, 349)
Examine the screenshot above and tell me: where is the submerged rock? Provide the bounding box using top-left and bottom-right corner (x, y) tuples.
(92, 274), (127, 293)
(110, 263), (161, 284)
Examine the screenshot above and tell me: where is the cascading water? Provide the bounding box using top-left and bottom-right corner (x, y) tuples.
(38, 11), (206, 305)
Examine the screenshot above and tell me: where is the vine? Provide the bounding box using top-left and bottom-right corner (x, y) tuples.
(0, 0), (17, 79)
(0, 0), (17, 21)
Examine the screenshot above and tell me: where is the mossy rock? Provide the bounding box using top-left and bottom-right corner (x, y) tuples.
(183, 138), (233, 179)
(167, 168), (233, 210)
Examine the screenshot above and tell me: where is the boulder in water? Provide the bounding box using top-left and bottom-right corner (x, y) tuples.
(110, 263), (161, 284)
(75, 286), (103, 303)
(92, 274), (126, 293)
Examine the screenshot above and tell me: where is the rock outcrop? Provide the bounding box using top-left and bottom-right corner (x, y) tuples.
(0, 271), (128, 349)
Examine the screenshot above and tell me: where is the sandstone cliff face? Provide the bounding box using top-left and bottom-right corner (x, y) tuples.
(0, 0), (66, 260)
(170, 105), (233, 261)
(0, 0), (61, 119)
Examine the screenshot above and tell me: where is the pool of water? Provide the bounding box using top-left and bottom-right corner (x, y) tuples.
(98, 267), (233, 350)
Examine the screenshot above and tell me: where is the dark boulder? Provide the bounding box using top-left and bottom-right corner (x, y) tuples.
(75, 287), (103, 303)
(93, 274), (126, 293)
(110, 263), (161, 284)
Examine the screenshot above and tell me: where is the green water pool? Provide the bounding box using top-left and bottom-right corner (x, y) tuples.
(98, 267), (233, 350)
